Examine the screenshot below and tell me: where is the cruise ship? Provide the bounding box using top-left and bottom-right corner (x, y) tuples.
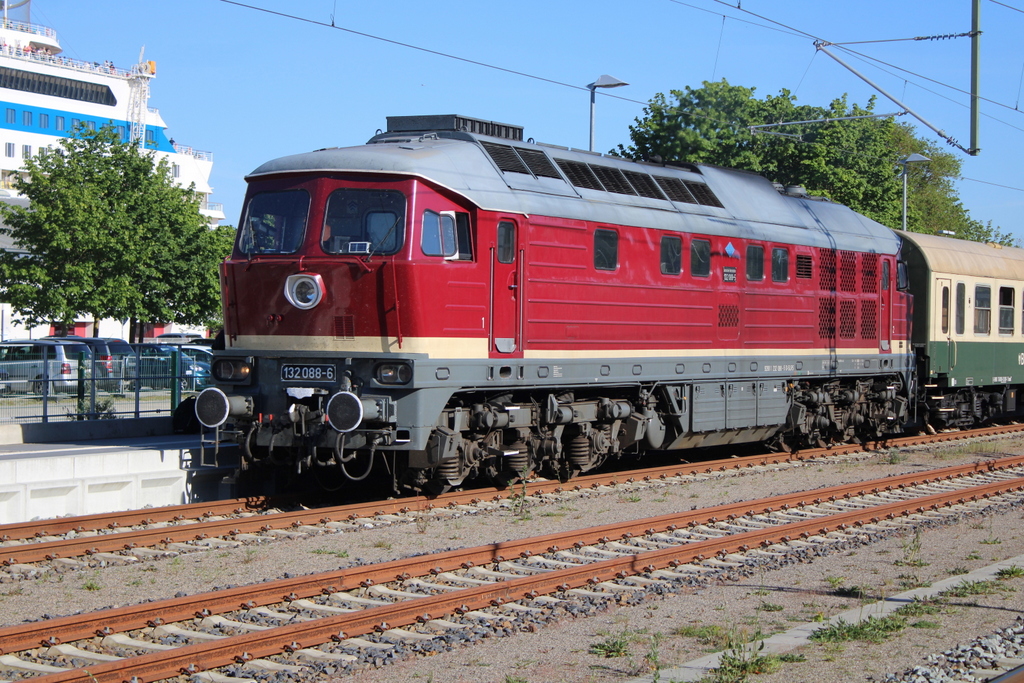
(0, 3), (222, 340)
(0, 6), (223, 225)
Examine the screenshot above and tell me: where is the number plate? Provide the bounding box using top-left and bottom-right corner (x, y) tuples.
(281, 364), (336, 382)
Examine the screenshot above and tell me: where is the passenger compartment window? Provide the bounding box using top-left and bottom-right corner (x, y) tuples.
(999, 286), (1014, 335)
(594, 229), (618, 271)
(975, 285), (991, 335)
(321, 188), (405, 255)
(691, 239), (711, 277)
(238, 189), (310, 255)
(747, 245), (764, 281)
(771, 247), (788, 282)
(660, 235), (681, 275)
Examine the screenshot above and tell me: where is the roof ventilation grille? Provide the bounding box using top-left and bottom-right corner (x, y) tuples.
(386, 115), (523, 141)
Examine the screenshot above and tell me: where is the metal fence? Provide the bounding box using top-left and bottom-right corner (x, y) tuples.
(0, 345), (210, 423)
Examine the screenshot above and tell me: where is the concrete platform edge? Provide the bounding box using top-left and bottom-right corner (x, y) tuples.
(0, 417), (172, 444)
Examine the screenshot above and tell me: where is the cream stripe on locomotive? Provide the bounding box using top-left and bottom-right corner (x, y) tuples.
(228, 333), (903, 362)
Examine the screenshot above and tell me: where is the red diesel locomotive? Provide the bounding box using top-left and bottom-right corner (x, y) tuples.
(195, 114), (913, 493)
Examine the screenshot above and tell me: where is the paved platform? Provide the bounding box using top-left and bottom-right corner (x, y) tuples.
(0, 426), (238, 524)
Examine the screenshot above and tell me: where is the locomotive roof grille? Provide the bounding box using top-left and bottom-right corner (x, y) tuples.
(590, 165), (637, 196)
(479, 141), (562, 179)
(621, 170), (667, 200)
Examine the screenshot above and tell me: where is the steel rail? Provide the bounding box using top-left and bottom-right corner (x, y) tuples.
(2, 459), (1022, 657)
(3, 422), (1021, 562)
(23, 476), (1024, 683)
(3, 449), (1023, 568)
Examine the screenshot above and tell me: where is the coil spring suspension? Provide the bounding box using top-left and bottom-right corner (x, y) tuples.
(506, 441), (529, 473)
(568, 434), (591, 468)
(437, 454), (462, 480)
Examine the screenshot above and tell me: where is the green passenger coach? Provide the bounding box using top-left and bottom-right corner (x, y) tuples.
(900, 230), (1024, 429)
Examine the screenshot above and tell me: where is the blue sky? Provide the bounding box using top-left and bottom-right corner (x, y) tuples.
(30, 0), (1024, 241)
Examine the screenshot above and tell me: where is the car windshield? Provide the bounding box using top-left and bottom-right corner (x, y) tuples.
(238, 190), (310, 255)
(321, 188), (405, 255)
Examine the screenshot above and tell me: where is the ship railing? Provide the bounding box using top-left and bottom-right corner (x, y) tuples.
(0, 44), (132, 79)
(0, 19), (57, 40)
(173, 143), (214, 162)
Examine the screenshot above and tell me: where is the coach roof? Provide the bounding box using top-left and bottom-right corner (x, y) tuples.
(247, 122), (900, 255)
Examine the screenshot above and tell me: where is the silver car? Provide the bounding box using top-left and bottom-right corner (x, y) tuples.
(0, 340), (92, 394)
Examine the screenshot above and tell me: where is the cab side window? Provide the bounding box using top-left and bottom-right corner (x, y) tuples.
(421, 210), (456, 257)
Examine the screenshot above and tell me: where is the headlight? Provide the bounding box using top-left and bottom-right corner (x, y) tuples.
(213, 358), (252, 382)
(375, 362), (412, 385)
(283, 273), (325, 310)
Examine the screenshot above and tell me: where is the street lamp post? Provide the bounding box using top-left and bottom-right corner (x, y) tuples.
(899, 153), (930, 231)
(588, 74), (628, 152)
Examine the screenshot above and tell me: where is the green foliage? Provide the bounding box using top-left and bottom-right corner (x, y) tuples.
(0, 125), (233, 330)
(810, 615), (906, 643)
(616, 79), (1014, 245)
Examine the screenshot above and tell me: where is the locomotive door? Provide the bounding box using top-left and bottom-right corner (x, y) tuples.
(879, 259), (892, 351)
(490, 220), (521, 355)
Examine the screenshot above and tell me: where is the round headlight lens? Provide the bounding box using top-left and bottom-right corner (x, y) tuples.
(284, 273), (325, 310)
(213, 359), (252, 382)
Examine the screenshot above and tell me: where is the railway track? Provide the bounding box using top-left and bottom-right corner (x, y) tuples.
(2, 423), (1021, 572)
(2, 456), (1024, 682)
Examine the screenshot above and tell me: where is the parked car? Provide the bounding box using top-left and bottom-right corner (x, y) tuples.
(0, 340), (92, 394)
(43, 336), (133, 391)
(155, 332), (205, 344)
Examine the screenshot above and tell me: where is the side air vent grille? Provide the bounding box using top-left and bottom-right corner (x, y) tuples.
(589, 165), (637, 195)
(796, 254), (813, 279)
(839, 250), (857, 292)
(820, 250), (837, 292)
(839, 300), (857, 339)
(652, 176), (697, 204)
(621, 170), (667, 200)
(334, 315), (355, 340)
(555, 159), (603, 191)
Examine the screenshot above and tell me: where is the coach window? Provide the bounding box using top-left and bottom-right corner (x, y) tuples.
(974, 285), (991, 335)
(691, 239), (711, 277)
(955, 282), (966, 335)
(422, 210), (456, 257)
(771, 247), (788, 282)
(747, 245), (764, 281)
(941, 285), (950, 335)
(594, 229), (618, 271)
(999, 287), (1014, 335)
(660, 235), (681, 275)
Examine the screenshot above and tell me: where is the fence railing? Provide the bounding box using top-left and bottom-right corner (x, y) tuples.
(0, 345), (210, 423)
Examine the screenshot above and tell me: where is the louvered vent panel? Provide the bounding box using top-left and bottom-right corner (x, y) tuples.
(621, 170), (666, 199)
(589, 165), (637, 195)
(860, 301), (877, 339)
(334, 315), (355, 340)
(796, 254), (813, 279)
(684, 181), (724, 208)
(555, 159), (604, 191)
(718, 305), (740, 328)
(818, 298), (836, 339)
(861, 253), (878, 293)
(652, 176), (697, 203)
(839, 300), (857, 339)
(839, 250), (857, 292)
(820, 250), (837, 292)
(480, 141), (530, 174)
(515, 148), (563, 179)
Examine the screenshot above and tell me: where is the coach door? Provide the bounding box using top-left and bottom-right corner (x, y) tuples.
(490, 220), (521, 356)
(934, 277), (953, 372)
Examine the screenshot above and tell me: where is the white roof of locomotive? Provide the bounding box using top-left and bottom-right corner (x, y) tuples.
(247, 127), (901, 255)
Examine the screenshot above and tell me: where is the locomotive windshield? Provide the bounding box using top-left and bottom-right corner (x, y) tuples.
(321, 189), (406, 255)
(239, 190), (310, 255)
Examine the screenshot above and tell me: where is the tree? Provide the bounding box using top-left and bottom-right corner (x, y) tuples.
(616, 79), (1014, 245)
(0, 125), (233, 339)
